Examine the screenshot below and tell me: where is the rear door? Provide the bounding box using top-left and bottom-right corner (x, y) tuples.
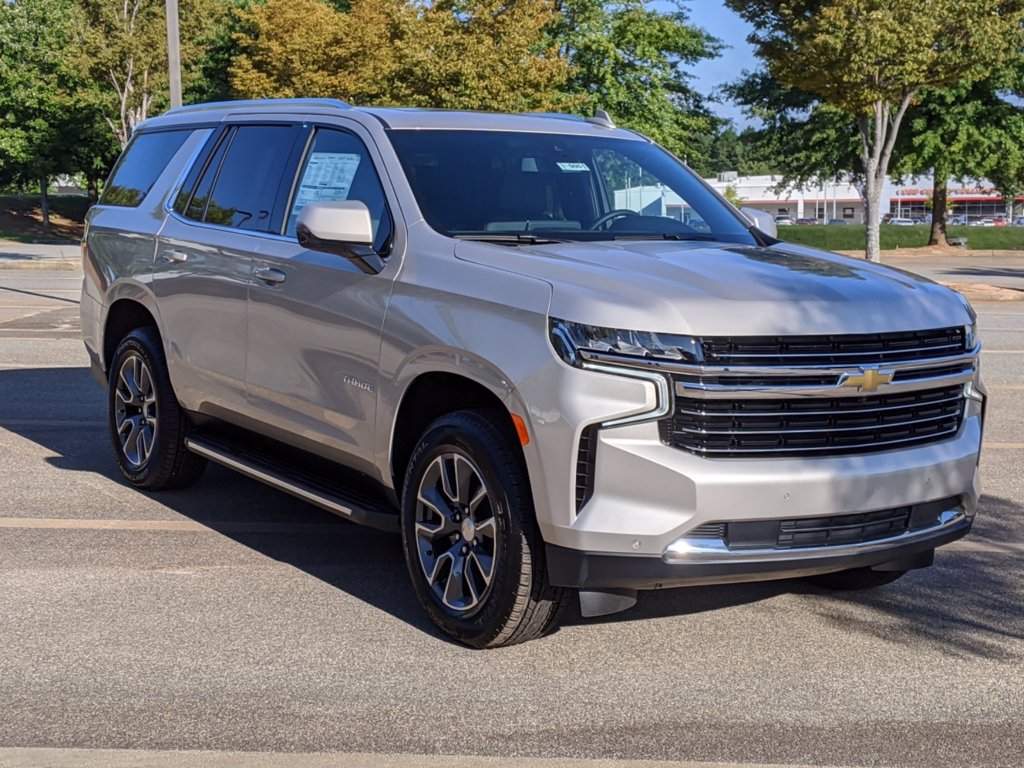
(244, 122), (400, 475)
(154, 122), (304, 417)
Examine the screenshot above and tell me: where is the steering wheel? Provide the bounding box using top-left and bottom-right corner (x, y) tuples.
(590, 209), (642, 231)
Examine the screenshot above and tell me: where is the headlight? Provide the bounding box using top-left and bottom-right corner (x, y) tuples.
(550, 318), (703, 367)
(965, 321), (978, 350)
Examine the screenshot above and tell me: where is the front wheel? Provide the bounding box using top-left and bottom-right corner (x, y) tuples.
(400, 410), (567, 648)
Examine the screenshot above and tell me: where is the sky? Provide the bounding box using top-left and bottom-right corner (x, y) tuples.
(683, 1), (759, 126)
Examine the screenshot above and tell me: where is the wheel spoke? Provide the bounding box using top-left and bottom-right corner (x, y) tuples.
(468, 483), (488, 515)
(442, 547), (467, 607)
(118, 367), (142, 406)
(418, 486), (458, 529)
(474, 517), (496, 541)
(469, 549), (494, 586)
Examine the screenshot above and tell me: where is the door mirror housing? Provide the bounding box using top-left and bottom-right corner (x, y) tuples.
(740, 207), (778, 239)
(295, 200), (384, 274)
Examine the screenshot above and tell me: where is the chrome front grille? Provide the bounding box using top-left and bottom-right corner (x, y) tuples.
(659, 384), (965, 457)
(701, 326), (967, 366)
(649, 327), (976, 459)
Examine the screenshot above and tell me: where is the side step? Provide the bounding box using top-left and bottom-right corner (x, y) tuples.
(185, 434), (400, 532)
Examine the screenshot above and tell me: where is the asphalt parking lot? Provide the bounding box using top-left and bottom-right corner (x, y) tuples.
(0, 265), (1022, 768)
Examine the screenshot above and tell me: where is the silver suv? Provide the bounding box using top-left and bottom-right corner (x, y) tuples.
(81, 99), (985, 647)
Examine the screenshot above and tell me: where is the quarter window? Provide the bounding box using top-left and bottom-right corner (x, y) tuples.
(101, 130), (191, 207)
(286, 128), (392, 252)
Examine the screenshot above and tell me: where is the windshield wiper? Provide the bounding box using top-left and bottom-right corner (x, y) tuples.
(454, 234), (568, 246)
(612, 233), (718, 242)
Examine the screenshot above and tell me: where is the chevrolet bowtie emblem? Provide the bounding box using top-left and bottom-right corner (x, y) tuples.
(838, 366), (895, 392)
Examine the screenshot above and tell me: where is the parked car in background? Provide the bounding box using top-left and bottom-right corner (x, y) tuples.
(889, 217), (916, 226)
(775, 215), (795, 226)
(971, 218), (996, 227)
(1012, 216), (1024, 227)
(795, 217), (819, 225)
(992, 215), (1009, 228)
(947, 215), (968, 226)
(80, 99), (986, 648)
(826, 219), (848, 225)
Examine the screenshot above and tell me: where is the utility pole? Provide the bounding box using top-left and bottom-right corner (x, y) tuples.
(166, 0), (182, 108)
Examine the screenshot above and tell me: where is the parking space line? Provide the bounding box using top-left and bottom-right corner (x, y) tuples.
(0, 517), (367, 535)
(0, 419), (105, 427)
(983, 442), (1024, 449)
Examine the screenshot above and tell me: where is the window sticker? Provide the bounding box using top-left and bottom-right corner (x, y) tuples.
(292, 152), (362, 212)
(556, 162), (590, 172)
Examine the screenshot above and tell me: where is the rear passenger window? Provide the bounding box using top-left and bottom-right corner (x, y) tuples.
(100, 130), (191, 207)
(193, 125), (299, 232)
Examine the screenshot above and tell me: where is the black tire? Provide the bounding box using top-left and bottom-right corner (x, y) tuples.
(804, 567), (906, 591)
(400, 409), (568, 648)
(107, 326), (206, 490)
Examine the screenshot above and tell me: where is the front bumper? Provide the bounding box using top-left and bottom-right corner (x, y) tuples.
(548, 504), (972, 590)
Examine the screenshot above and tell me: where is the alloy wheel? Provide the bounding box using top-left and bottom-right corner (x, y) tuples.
(114, 354), (158, 468)
(414, 453), (498, 613)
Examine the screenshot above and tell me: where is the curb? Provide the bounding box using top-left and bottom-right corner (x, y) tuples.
(940, 282), (1024, 302)
(0, 258), (81, 271)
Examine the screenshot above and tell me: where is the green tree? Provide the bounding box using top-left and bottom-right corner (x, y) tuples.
(552, 0), (720, 164)
(76, 0), (223, 149)
(0, 0), (103, 231)
(893, 77), (1024, 245)
(724, 0), (1024, 261)
(231, 0), (572, 112)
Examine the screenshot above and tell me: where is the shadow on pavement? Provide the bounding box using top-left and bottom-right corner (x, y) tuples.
(1, 366), (1021, 654)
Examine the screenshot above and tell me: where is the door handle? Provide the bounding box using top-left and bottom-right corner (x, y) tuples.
(160, 249), (188, 264)
(254, 267), (287, 285)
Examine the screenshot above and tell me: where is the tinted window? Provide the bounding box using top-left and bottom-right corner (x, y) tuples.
(184, 129), (231, 222)
(173, 128), (226, 214)
(200, 125), (299, 232)
(100, 130), (191, 207)
(285, 128), (392, 251)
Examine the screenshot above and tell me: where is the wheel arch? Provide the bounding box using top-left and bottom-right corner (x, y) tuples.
(102, 296), (160, 377)
(388, 370), (526, 494)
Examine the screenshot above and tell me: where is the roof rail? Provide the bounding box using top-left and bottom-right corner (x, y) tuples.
(165, 98), (352, 115)
(517, 111), (588, 123)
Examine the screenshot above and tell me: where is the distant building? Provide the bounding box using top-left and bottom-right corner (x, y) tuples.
(701, 173), (1021, 223)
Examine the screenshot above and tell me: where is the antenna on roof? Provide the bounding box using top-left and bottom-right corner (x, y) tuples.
(586, 109), (615, 129)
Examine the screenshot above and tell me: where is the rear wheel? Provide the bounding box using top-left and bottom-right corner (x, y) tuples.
(400, 410), (568, 648)
(108, 327), (206, 490)
(804, 567), (906, 591)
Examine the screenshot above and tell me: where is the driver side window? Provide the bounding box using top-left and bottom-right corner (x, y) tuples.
(593, 149), (709, 231)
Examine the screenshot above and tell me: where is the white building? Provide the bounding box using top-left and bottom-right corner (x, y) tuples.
(703, 172), (1021, 223)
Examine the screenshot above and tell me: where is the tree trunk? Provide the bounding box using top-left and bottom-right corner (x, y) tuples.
(928, 169), (948, 246)
(39, 177), (51, 236)
(863, 180), (882, 262)
(87, 177), (99, 203)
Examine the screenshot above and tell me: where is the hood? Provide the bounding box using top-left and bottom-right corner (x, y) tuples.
(454, 239), (971, 336)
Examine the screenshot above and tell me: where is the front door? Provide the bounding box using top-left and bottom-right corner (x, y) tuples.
(245, 125), (398, 476)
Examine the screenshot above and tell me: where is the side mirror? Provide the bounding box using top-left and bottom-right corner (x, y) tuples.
(296, 200), (383, 275)
(740, 207), (778, 239)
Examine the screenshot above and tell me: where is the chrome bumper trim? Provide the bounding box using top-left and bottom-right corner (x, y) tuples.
(662, 508), (967, 565)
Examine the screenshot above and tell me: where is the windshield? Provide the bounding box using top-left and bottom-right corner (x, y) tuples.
(387, 129), (756, 244)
